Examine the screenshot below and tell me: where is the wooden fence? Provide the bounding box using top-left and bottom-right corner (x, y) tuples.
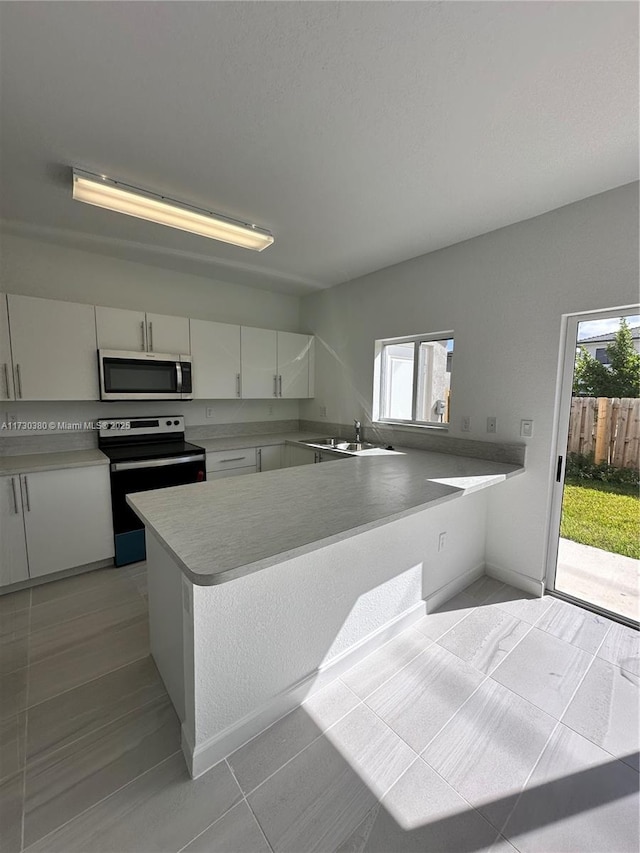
(567, 397), (640, 469)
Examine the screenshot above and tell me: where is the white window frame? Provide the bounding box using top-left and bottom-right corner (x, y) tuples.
(373, 331), (454, 429)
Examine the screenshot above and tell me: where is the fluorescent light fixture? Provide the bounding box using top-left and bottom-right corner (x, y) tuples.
(72, 169), (274, 251)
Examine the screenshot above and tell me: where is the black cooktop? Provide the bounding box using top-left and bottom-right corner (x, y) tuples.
(101, 440), (205, 463)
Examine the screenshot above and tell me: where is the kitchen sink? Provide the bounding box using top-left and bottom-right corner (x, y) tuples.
(303, 437), (377, 453)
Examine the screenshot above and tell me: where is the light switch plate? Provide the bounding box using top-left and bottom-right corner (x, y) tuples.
(520, 419), (534, 437)
(461, 416), (471, 432)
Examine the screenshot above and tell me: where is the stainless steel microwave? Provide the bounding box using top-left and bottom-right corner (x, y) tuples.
(98, 350), (193, 401)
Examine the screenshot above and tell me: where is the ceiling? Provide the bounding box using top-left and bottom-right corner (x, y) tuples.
(0, 1), (637, 296)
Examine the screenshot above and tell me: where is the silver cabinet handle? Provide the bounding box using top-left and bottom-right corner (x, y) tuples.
(11, 477), (19, 514)
(236, 373), (241, 397)
(2, 363), (9, 399)
(148, 321), (154, 352)
(140, 321), (146, 351)
(219, 456), (247, 464)
(22, 475), (30, 512)
(314, 452), (318, 463)
(273, 375), (278, 397)
(15, 364), (22, 399)
(257, 448), (262, 472)
(278, 375), (283, 397)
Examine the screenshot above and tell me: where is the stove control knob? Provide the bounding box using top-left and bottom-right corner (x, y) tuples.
(173, 420), (179, 426)
(166, 420), (172, 426)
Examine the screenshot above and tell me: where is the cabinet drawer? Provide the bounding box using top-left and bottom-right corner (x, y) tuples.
(206, 448), (257, 473)
(209, 466), (257, 480)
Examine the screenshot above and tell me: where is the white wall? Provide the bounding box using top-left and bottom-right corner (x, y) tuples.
(299, 182), (639, 590)
(0, 233), (302, 428)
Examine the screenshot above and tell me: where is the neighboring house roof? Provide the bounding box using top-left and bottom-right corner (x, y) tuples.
(578, 326), (640, 344)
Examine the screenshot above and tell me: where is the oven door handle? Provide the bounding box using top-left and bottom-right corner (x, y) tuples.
(111, 454), (205, 472)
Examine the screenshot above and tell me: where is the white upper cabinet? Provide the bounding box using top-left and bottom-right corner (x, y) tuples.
(96, 307), (190, 354)
(277, 332), (311, 399)
(146, 313), (190, 354)
(8, 295), (99, 401)
(0, 475), (29, 586)
(241, 327), (278, 399)
(96, 306), (147, 351)
(191, 319), (241, 399)
(0, 294), (15, 400)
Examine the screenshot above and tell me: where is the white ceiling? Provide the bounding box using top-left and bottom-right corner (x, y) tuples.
(0, 1), (637, 296)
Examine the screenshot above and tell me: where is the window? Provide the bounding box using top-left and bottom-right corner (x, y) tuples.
(595, 347), (610, 365)
(374, 333), (454, 426)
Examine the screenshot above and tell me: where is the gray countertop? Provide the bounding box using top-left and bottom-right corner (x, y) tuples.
(0, 449), (109, 476)
(128, 447), (524, 587)
(192, 431), (328, 453)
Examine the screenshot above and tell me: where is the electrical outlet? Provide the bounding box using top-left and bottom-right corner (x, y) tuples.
(461, 416), (471, 432)
(205, 407), (214, 419)
(319, 405), (327, 419)
(438, 532), (447, 552)
(267, 404), (273, 416)
(486, 416), (497, 434)
(520, 419), (534, 438)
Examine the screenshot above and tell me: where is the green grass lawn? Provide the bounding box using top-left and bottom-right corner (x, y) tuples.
(561, 478), (640, 559)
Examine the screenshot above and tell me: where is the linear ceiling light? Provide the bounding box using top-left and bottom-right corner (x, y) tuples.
(72, 169), (274, 251)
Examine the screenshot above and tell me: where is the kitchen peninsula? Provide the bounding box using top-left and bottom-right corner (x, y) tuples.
(128, 443), (524, 777)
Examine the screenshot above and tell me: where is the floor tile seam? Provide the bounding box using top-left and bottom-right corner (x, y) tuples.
(21, 748), (183, 852)
(23, 691), (173, 773)
(29, 573), (138, 611)
(243, 791), (278, 853)
(554, 629), (615, 731)
(218, 677), (361, 782)
(350, 636), (438, 704)
(491, 596), (553, 628)
(20, 598), (33, 852)
(27, 606), (148, 657)
(416, 749), (521, 845)
(474, 582), (507, 605)
(534, 609), (614, 655)
(432, 613), (536, 678)
(418, 603), (478, 642)
(402, 673), (492, 759)
(488, 718), (563, 840)
(238, 697), (367, 799)
(220, 766), (276, 853)
(559, 715), (640, 775)
(24, 652), (151, 712)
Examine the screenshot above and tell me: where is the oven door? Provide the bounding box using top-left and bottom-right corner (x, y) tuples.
(110, 454), (206, 565)
(99, 350), (192, 400)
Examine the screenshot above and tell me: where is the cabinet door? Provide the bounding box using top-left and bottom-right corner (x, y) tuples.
(257, 445), (282, 472)
(0, 476), (29, 586)
(284, 445), (317, 467)
(22, 466), (114, 578)
(146, 313), (190, 354)
(241, 327), (277, 399)
(96, 306), (147, 351)
(8, 295), (99, 400)
(0, 294), (14, 400)
(209, 466), (257, 480)
(277, 332), (311, 398)
(191, 319), (241, 399)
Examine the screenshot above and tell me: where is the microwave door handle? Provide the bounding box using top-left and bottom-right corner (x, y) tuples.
(176, 362), (183, 394)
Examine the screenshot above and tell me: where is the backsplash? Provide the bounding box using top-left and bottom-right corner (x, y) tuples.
(299, 420), (526, 466)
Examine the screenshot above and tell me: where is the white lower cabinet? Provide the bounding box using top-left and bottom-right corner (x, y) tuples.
(256, 445), (282, 472)
(0, 476), (29, 586)
(0, 466), (114, 586)
(284, 445), (317, 467)
(209, 466), (257, 480)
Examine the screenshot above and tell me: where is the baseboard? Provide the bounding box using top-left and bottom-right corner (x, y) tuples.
(0, 557), (115, 596)
(485, 562), (545, 597)
(425, 562), (486, 613)
(187, 598), (428, 778)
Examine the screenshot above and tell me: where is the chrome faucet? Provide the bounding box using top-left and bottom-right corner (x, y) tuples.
(354, 419), (362, 442)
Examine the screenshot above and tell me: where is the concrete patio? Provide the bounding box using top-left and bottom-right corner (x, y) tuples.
(556, 538), (640, 622)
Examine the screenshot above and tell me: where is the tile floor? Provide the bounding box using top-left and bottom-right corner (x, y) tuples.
(0, 567), (638, 852)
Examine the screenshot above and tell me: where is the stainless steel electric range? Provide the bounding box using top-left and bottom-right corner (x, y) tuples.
(98, 416), (206, 566)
